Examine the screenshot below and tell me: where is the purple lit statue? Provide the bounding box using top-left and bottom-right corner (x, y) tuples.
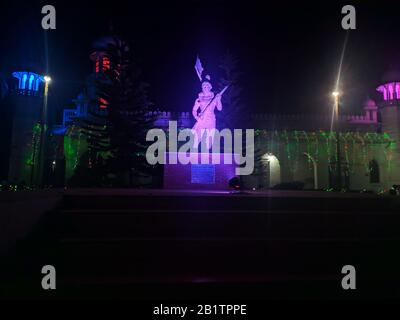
(192, 75), (223, 149)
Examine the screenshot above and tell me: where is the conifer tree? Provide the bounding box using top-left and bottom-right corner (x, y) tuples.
(74, 36), (153, 186)
(218, 51), (243, 130)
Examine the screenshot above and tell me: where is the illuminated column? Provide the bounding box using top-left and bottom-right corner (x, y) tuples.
(89, 51), (111, 111)
(377, 76), (400, 188)
(396, 83), (400, 99)
(89, 52), (111, 74)
(12, 71), (44, 93)
(8, 71), (45, 185)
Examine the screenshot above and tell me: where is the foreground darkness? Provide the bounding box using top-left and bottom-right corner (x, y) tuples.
(1, 190), (400, 299)
(1, 1), (400, 302)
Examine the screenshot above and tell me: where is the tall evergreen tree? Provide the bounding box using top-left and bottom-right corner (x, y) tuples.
(74, 36), (153, 186)
(217, 51), (243, 130)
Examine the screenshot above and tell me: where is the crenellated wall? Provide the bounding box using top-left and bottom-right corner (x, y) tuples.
(146, 109), (380, 131)
(54, 70), (400, 191)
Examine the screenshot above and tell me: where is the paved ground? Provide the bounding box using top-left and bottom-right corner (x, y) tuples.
(0, 190), (63, 256)
(1, 188), (400, 300)
(64, 187), (382, 198)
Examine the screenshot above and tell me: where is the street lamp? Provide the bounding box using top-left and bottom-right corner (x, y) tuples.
(332, 91), (340, 119)
(37, 75), (51, 187)
(332, 90), (342, 190)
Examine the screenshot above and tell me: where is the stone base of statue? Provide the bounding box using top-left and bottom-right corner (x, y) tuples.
(163, 152), (238, 190)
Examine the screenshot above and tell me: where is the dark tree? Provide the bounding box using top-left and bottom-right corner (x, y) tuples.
(217, 51), (243, 130)
(74, 36), (153, 186)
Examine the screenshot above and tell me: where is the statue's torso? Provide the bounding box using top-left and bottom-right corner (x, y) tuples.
(197, 96), (216, 121)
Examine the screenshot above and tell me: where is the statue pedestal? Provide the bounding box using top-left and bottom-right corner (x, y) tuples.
(163, 152), (238, 190)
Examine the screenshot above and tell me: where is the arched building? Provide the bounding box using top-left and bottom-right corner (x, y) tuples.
(3, 36), (400, 191)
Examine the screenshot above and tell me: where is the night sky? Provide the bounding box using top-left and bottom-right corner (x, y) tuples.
(1, 0), (400, 121)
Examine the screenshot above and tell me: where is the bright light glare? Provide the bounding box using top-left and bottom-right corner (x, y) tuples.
(332, 91), (340, 97)
(44, 76), (51, 83)
(262, 153), (277, 163)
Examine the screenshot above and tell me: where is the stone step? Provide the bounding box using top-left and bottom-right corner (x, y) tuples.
(35, 208), (400, 240)
(18, 237), (400, 278)
(59, 191), (398, 212)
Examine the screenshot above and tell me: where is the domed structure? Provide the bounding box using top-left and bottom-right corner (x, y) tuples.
(363, 97), (377, 110)
(89, 35), (129, 74)
(91, 35), (124, 52)
(362, 97), (378, 122)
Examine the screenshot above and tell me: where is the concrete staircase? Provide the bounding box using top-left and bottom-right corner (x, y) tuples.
(3, 190), (400, 299)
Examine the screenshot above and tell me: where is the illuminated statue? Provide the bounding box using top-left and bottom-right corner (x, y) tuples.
(192, 56), (229, 150)
(192, 75), (224, 149)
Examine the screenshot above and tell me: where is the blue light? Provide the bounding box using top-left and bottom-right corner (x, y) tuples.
(12, 71), (44, 91)
(28, 74), (34, 90)
(22, 74), (27, 89)
(191, 164), (216, 184)
(34, 78), (40, 91)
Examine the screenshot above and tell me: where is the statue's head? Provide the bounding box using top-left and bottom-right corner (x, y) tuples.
(202, 81), (212, 93)
(201, 74), (212, 94)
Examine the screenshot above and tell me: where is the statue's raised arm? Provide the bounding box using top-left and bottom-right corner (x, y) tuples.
(215, 92), (223, 111)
